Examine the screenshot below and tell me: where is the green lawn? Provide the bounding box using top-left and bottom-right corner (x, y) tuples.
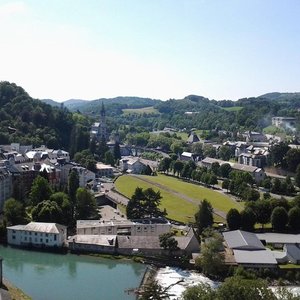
(115, 174), (243, 223)
(279, 264), (300, 269)
(122, 106), (159, 115)
(115, 175), (200, 223)
(140, 174), (243, 213)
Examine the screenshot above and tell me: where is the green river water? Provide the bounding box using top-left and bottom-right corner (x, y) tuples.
(0, 245), (147, 300)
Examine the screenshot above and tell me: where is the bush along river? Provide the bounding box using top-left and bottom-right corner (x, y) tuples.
(0, 245), (147, 300)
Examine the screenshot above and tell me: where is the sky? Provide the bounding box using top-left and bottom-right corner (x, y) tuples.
(0, 0), (299, 102)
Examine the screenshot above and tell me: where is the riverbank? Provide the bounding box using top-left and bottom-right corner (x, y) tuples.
(1, 279), (31, 300)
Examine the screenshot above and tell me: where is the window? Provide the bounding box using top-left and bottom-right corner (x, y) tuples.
(40, 238), (43, 242)
(137, 226), (141, 232)
(35, 232), (37, 236)
(24, 237), (27, 241)
(46, 233), (48, 237)
(12, 235), (15, 239)
(13, 230), (16, 234)
(54, 235), (57, 241)
(46, 239), (49, 243)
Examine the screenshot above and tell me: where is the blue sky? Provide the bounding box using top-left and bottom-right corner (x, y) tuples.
(0, 0), (299, 101)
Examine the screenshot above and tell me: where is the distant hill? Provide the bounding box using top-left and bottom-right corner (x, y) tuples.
(258, 92), (300, 101)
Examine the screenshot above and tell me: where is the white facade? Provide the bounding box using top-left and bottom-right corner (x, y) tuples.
(120, 157), (147, 174)
(7, 222), (67, 248)
(77, 219), (171, 237)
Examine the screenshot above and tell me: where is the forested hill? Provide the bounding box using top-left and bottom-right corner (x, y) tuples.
(42, 96), (160, 115)
(0, 81), (76, 149)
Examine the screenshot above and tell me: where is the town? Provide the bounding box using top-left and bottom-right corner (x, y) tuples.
(1, 81), (300, 299)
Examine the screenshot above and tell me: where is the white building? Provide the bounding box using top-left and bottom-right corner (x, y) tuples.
(7, 222), (67, 248)
(119, 157), (148, 174)
(272, 117), (296, 129)
(96, 162), (114, 177)
(76, 218), (171, 237)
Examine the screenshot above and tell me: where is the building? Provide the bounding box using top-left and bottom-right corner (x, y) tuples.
(187, 132), (200, 144)
(90, 102), (108, 142)
(223, 230), (278, 268)
(243, 131), (267, 143)
(201, 157), (265, 182)
(70, 166), (96, 187)
(0, 166), (12, 211)
(69, 235), (116, 254)
(7, 222), (67, 248)
(96, 163), (114, 177)
(272, 117), (296, 130)
(119, 157), (148, 174)
(76, 218), (172, 237)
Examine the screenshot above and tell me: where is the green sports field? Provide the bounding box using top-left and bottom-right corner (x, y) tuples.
(115, 174), (243, 223)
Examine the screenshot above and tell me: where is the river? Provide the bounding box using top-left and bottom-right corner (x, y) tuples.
(0, 245), (147, 300)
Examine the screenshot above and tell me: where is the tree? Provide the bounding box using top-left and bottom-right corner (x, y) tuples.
(158, 157), (172, 173)
(50, 192), (72, 225)
(29, 176), (52, 206)
(126, 187), (165, 219)
(218, 146), (232, 161)
(217, 276), (276, 300)
(288, 207), (300, 232)
(113, 142), (121, 160)
(75, 188), (98, 219)
(222, 179), (230, 191)
(285, 148), (300, 172)
(211, 162), (220, 176)
(244, 188), (260, 202)
(240, 208), (256, 231)
(219, 163), (232, 178)
(3, 198), (26, 225)
(159, 232), (179, 256)
(195, 199), (213, 235)
(31, 200), (63, 223)
(173, 160), (184, 176)
(226, 208), (241, 230)
(271, 206), (288, 232)
(104, 150), (115, 166)
(139, 280), (173, 300)
(295, 164), (300, 188)
(252, 200), (271, 229)
(269, 142), (290, 166)
(68, 169), (79, 205)
(196, 232), (224, 276)
(182, 283), (216, 300)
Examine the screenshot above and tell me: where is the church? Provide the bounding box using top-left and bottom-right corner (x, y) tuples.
(90, 102), (109, 142)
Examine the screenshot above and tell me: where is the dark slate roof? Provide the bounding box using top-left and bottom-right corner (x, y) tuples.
(223, 230), (265, 250)
(187, 133), (200, 143)
(286, 244), (300, 261)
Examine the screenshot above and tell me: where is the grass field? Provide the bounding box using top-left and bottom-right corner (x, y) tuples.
(122, 106), (159, 115)
(222, 106), (243, 112)
(115, 175), (200, 223)
(115, 174), (243, 223)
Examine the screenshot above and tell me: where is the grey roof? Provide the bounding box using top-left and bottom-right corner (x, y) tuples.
(117, 236), (162, 249)
(223, 230), (265, 250)
(233, 249), (278, 265)
(187, 133), (200, 143)
(8, 222), (66, 234)
(285, 244), (300, 261)
(69, 235), (116, 247)
(256, 233), (300, 244)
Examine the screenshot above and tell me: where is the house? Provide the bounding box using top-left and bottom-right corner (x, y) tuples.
(256, 233), (300, 248)
(68, 235), (116, 254)
(117, 229), (199, 257)
(243, 131), (267, 143)
(70, 166), (96, 187)
(180, 152), (196, 162)
(7, 222), (67, 248)
(200, 157), (266, 183)
(96, 163), (114, 177)
(223, 230), (278, 268)
(272, 117), (296, 130)
(119, 157), (148, 174)
(187, 132), (200, 144)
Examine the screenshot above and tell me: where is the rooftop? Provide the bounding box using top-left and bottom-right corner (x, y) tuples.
(223, 230), (265, 250)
